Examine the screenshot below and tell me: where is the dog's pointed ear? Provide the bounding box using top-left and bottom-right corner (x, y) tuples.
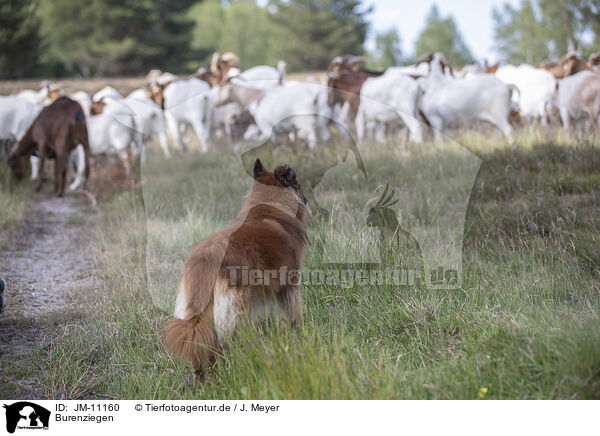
(253, 159), (265, 179)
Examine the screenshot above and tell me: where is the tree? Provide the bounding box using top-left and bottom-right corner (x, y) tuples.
(372, 28), (402, 68)
(217, 0), (277, 68)
(493, 0), (600, 64)
(492, 0), (548, 64)
(269, 0), (372, 71)
(0, 0), (43, 79)
(188, 0), (225, 65)
(414, 5), (475, 66)
(40, 0), (197, 77)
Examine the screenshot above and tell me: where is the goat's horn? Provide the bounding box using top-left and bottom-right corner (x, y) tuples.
(415, 52), (434, 65)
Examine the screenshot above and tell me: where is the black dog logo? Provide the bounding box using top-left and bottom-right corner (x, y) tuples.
(3, 402), (50, 433)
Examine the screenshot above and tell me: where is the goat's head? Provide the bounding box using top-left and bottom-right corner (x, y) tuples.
(148, 83), (165, 109)
(416, 52), (454, 76)
(194, 67), (217, 87)
(40, 81), (63, 101)
(211, 52), (239, 85)
(588, 52), (600, 68)
(7, 145), (28, 181)
(90, 100), (106, 115)
(560, 52), (587, 77)
(145, 69), (162, 87)
(482, 62), (499, 73)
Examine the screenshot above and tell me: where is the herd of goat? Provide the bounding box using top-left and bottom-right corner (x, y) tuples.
(2, 50), (600, 195)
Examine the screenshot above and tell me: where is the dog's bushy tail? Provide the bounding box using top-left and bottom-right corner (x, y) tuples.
(164, 307), (218, 376)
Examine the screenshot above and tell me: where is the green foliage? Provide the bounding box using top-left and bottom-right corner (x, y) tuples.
(189, 0), (279, 69)
(218, 0), (278, 68)
(40, 0), (196, 77)
(414, 5), (475, 66)
(493, 0), (600, 64)
(0, 0), (43, 79)
(188, 0), (225, 65)
(371, 28), (402, 68)
(270, 0), (372, 71)
(492, 0), (548, 64)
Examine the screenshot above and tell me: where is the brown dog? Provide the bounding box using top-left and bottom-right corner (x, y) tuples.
(164, 159), (308, 381)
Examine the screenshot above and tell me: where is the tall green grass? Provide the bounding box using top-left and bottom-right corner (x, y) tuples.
(34, 132), (600, 399)
(0, 163), (29, 232)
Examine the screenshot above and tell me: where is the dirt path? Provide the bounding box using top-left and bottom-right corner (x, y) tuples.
(0, 195), (96, 399)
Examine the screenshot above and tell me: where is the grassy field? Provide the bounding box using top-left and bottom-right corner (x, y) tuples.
(4, 127), (600, 399)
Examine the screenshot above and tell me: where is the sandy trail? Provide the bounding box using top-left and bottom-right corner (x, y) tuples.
(0, 195), (95, 399)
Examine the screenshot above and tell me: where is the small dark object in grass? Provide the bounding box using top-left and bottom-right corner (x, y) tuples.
(0, 277), (6, 315)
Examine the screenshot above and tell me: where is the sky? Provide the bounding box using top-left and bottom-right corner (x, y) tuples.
(364, 0), (522, 62)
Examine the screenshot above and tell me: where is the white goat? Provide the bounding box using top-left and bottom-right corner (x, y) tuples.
(556, 70), (600, 131)
(163, 78), (215, 152)
(0, 96), (41, 145)
(71, 91), (92, 116)
(124, 88), (171, 158)
(92, 85), (123, 102)
(247, 81), (331, 149)
(495, 64), (557, 124)
(215, 62), (286, 108)
(355, 71), (424, 143)
(418, 53), (514, 141)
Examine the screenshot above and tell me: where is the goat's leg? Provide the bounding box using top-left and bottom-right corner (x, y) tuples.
(56, 152), (68, 197)
(68, 145), (85, 191)
(165, 112), (185, 151)
(157, 131), (170, 158)
(30, 156), (40, 181)
(190, 119), (209, 153)
(118, 149), (131, 176)
(36, 144), (46, 192)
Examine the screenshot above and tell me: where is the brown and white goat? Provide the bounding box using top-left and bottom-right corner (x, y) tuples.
(7, 97), (90, 196)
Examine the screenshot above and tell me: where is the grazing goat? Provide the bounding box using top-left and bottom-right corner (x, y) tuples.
(214, 63), (286, 108)
(163, 78), (216, 152)
(495, 64), (557, 124)
(327, 55), (384, 122)
(355, 71), (424, 143)
(145, 71), (178, 109)
(210, 52), (240, 84)
(541, 52), (589, 79)
(417, 53), (514, 141)
(125, 88), (171, 158)
(556, 70), (600, 131)
(7, 97), (90, 196)
(246, 81), (331, 149)
(0, 96), (41, 158)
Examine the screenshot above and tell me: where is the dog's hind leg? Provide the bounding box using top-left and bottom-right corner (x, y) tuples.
(277, 286), (302, 329)
(213, 279), (244, 348)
